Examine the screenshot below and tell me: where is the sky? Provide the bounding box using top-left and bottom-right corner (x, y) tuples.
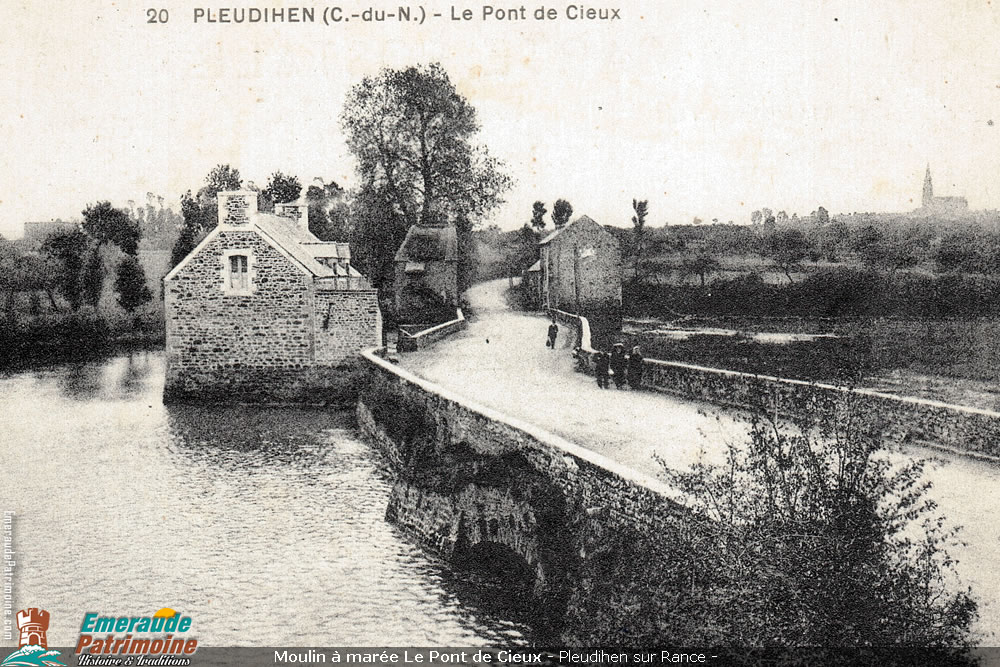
(2, 0), (1000, 237)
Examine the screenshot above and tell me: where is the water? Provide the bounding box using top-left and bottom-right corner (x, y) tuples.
(0, 352), (534, 647)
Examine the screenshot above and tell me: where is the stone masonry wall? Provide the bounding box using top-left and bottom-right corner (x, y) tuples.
(357, 350), (701, 640)
(545, 221), (621, 313)
(314, 289), (382, 364)
(639, 359), (1000, 459)
(562, 310), (1000, 459)
(165, 230), (355, 404)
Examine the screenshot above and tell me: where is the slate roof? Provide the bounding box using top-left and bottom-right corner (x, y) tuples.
(165, 211), (365, 283)
(538, 215), (601, 245)
(394, 224), (458, 263)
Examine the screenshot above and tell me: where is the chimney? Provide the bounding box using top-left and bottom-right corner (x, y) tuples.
(217, 191), (258, 227)
(274, 200), (309, 231)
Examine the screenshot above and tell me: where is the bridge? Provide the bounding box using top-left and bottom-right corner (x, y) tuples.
(393, 279), (1000, 643)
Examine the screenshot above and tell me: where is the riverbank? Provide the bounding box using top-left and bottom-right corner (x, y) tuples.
(0, 310), (164, 373)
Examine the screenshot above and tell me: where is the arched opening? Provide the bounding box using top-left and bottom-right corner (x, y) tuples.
(452, 541), (539, 623)
(28, 633), (40, 645)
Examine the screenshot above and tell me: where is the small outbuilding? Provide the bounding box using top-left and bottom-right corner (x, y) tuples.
(393, 223), (459, 322)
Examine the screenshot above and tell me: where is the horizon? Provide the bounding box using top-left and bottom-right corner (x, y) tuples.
(3, 0), (1000, 237)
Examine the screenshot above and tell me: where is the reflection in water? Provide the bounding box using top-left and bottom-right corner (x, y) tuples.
(0, 352), (536, 646)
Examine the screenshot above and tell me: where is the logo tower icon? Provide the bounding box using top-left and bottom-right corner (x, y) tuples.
(16, 608), (50, 648)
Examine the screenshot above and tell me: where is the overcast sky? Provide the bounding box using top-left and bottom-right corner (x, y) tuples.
(2, 0), (999, 237)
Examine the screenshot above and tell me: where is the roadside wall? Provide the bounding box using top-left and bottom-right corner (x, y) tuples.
(561, 311), (1000, 459)
(397, 309), (467, 352)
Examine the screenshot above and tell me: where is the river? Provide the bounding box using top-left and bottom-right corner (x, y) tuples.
(0, 352), (535, 647)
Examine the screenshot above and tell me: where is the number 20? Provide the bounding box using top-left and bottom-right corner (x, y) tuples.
(147, 8), (169, 23)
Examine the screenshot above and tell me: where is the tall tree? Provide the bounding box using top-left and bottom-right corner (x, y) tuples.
(552, 199), (573, 228)
(815, 206), (830, 226)
(767, 227), (811, 282)
(81, 248), (104, 309)
(306, 179), (350, 241)
(530, 201), (547, 231)
(341, 62), (512, 229)
(41, 230), (89, 311)
(631, 198), (649, 280)
(348, 184), (409, 290)
(115, 256), (153, 313)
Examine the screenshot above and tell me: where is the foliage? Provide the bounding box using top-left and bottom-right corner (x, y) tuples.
(204, 164), (243, 195)
(262, 171), (302, 211)
(530, 201), (547, 231)
(630, 198), (648, 281)
(82, 201), (140, 255)
(114, 256), (153, 313)
(659, 408), (978, 648)
(765, 227), (810, 282)
(41, 230), (90, 311)
(680, 253), (721, 286)
(341, 62), (512, 304)
(81, 247), (104, 309)
(348, 184), (409, 292)
(627, 267), (1000, 320)
(455, 213), (477, 292)
(552, 198), (573, 228)
(341, 62), (512, 228)
(305, 179), (350, 241)
(936, 231), (982, 273)
(170, 164), (243, 268)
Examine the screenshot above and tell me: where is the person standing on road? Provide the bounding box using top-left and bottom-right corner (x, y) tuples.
(595, 350), (610, 389)
(627, 345), (644, 390)
(546, 320), (559, 349)
(610, 343), (627, 389)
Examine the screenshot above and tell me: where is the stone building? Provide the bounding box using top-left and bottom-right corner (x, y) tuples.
(537, 215), (622, 319)
(393, 223), (459, 322)
(163, 191), (381, 403)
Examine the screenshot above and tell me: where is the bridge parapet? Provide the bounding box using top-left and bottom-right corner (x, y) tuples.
(356, 347), (700, 638)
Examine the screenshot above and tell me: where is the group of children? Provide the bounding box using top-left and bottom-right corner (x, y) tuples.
(592, 343), (644, 389)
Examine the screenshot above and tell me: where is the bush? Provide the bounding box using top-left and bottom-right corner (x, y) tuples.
(660, 407), (978, 650)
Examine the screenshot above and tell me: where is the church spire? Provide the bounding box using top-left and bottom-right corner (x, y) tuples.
(923, 164), (934, 208)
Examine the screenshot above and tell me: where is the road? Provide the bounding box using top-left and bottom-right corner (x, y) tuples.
(400, 279), (1000, 643)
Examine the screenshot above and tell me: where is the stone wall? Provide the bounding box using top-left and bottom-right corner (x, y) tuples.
(357, 349), (702, 641)
(563, 311), (1000, 460)
(396, 309), (466, 352)
(164, 230), (362, 404)
(542, 218), (622, 318)
(314, 288), (382, 363)
(638, 358), (1000, 459)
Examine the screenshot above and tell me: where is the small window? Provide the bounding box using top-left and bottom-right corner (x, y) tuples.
(229, 254), (249, 291)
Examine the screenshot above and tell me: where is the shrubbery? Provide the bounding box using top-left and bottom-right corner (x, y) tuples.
(626, 268), (1000, 319)
(660, 407), (978, 649)
(0, 310), (163, 370)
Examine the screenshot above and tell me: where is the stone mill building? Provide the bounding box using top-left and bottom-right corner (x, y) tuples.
(163, 191), (382, 403)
